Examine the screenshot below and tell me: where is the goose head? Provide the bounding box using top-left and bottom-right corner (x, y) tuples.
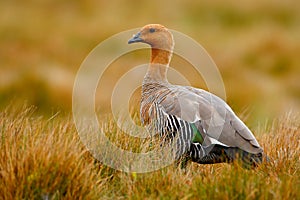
(128, 24), (174, 52)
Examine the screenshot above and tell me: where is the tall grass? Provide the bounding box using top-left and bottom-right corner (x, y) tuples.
(1, 106), (299, 199)
(0, 106), (106, 199)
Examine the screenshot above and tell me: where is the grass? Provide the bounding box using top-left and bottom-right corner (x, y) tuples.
(1, 106), (299, 199)
(0, 0), (299, 199)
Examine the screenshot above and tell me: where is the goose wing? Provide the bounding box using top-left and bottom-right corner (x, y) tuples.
(158, 85), (263, 154)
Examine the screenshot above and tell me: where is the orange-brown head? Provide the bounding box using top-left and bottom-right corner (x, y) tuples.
(128, 24), (174, 52)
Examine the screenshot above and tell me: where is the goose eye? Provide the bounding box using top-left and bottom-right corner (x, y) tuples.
(149, 28), (155, 33)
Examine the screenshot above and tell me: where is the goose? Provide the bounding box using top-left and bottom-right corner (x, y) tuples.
(128, 24), (264, 168)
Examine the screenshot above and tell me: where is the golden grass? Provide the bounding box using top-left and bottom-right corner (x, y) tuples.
(1, 106), (299, 199)
(0, 106), (107, 199)
(0, 1), (299, 199)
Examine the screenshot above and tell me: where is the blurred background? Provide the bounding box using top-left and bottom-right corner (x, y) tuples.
(0, 0), (299, 127)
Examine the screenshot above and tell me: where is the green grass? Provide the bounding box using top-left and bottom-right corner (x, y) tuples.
(1, 106), (299, 199)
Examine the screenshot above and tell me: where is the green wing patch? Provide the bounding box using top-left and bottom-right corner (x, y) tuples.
(191, 123), (204, 144)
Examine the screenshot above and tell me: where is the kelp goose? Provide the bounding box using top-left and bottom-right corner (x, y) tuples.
(128, 24), (264, 168)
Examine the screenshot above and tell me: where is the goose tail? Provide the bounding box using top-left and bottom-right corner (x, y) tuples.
(192, 144), (269, 169)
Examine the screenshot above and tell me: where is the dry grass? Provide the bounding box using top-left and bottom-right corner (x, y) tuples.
(0, 106), (107, 199)
(1, 106), (299, 199)
(0, 1), (299, 199)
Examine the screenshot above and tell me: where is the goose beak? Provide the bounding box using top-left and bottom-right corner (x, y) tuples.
(128, 32), (143, 44)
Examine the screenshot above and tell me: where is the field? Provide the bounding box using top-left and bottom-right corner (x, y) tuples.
(0, 0), (299, 199)
(0, 106), (299, 199)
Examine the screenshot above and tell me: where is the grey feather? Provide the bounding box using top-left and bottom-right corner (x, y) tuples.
(142, 82), (263, 158)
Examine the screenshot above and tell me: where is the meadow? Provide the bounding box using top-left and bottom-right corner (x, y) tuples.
(0, 106), (299, 199)
(0, 0), (299, 199)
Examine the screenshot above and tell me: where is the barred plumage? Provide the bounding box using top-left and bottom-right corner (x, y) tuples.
(128, 24), (266, 168)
